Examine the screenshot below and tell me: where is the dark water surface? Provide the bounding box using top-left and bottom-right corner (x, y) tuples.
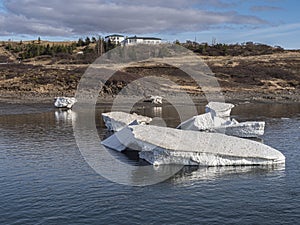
(0, 102), (300, 224)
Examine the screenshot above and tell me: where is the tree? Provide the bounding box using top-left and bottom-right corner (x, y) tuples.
(174, 40), (180, 45)
(85, 37), (91, 45)
(77, 38), (85, 47)
(91, 37), (97, 43)
(45, 44), (51, 55)
(104, 39), (115, 52)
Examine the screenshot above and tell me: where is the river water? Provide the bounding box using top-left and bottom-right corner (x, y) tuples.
(0, 102), (299, 224)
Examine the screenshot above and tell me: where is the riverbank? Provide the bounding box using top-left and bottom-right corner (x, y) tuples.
(1, 51), (299, 104)
(1, 90), (299, 106)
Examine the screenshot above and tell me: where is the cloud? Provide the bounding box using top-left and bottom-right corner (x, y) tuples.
(250, 5), (282, 12)
(108, 0), (238, 8)
(238, 23), (300, 38)
(0, 0), (266, 37)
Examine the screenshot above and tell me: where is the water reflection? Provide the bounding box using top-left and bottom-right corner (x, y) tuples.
(169, 164), (286, 184)
(232, 103), (300, 120)
(54, 109), (77, 124)
(152, 106), (162, 117)
(112, 150), (286, 184)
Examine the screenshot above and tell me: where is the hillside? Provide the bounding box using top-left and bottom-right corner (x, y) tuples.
(0, 42), (299, 103)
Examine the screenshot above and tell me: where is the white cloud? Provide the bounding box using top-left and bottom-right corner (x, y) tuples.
(0, 0), (266, 37)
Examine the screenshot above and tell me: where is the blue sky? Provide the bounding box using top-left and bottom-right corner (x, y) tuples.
(0, 0), (299, 49)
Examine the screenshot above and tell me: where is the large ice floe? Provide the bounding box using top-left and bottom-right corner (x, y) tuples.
(102, 111), (152, 132)
(54, 97), (77, 109)
(100, 102), (284, 166)
(132, 125), (285, 166)
(102, 125), (285, 166)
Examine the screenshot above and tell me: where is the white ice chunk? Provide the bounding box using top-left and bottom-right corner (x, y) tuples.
(102, 111), (152, 132)
(131, 125), (285, 166)
(177, 112), (226, 131)
(101, 123), (157, 152)
(54, 97), (77, 109)
(144, 95), (163, 104)
(205, 102), (234, 118)
(139, 149), (278, 166)
(178, 112), (265, 138)
(215, 121), (265, 138)
(101, 126), (136, 152)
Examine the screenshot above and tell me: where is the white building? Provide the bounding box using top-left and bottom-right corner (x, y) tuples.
(105, 34), (125, 45)
(122, 36), (162, 46)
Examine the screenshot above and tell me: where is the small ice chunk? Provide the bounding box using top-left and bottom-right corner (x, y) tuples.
(178, 113), (265, 138)
(215, 121), (265, 138)
(177, 112), (226, 131)
(102, 111), (152, 132)
(54, 97), (77, 109)
(144, 96), (163, 104)
(101, 126), (135, 152)
(205, 102), (234, 118)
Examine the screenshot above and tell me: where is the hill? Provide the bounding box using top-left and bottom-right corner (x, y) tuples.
(0, 40), (299, 103)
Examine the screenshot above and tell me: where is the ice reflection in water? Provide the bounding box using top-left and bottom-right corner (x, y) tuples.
(152, 106), (162, 117)
(54, 109), (77, 124)
(170, 164), (286, 184)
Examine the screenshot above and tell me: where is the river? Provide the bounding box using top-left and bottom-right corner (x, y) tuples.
(0, 102), (299, 224)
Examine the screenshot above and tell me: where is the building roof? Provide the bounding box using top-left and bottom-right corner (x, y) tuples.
(126, 36), (161, 40)
(105, 34), (124, 38)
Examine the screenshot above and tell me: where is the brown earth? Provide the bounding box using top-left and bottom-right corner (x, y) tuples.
(0, 46), (299, 103)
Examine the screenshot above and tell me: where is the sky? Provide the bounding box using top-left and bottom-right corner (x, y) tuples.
(0, 0), (299, 49)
